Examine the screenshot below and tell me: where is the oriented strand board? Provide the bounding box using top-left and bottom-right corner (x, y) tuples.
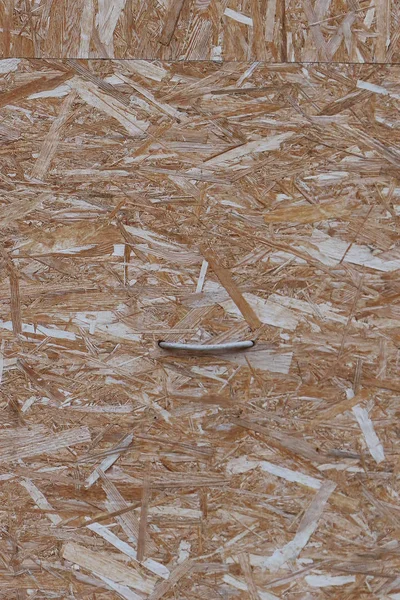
(286, 0), (398, 63)
(0, 58), (400, 598)
(0, 0), (284, 60)
(0, 0), (397, 61)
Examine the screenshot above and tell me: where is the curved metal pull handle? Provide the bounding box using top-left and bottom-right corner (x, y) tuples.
(158, 340), (254, 352)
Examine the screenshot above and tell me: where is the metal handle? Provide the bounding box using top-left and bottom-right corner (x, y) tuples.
(158, 340), (254, 351)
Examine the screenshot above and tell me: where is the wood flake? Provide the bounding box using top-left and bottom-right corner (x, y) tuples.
(62, 542), (156, 593)
(352, 403), (385, 464)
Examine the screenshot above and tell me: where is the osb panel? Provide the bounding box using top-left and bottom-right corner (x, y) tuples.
(1, 0), (285, 60)
(0, 0), (397, 62)
(0, 58), (400, 598)
(286, 0), (398, 63)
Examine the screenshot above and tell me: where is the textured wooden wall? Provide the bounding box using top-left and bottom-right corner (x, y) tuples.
(1, 1), (400, 599)
(0, 0), (396, 61)
(0, 57), (400, 599)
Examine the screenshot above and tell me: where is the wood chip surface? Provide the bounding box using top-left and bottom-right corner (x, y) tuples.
(1, 57), (400, 599)
(0, 0), (398, 61)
